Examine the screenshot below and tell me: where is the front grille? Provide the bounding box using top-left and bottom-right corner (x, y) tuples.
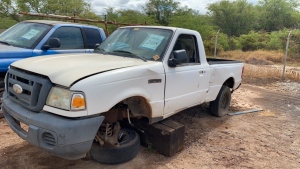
(42, 132), (56, 147)
(7, 68), (53, 112)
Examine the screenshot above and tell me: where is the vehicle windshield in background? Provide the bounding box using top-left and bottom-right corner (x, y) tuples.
(0, 22), (51, 49)
(96, 27), (173, 61)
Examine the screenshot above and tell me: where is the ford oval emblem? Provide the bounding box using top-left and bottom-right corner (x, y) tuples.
(13, 84), (23, 94)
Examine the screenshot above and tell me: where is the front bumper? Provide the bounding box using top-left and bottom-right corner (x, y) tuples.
(2, 92), (104, 160)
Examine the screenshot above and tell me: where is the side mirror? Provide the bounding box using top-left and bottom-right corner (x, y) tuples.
(168, 49), (188, 67)
(42, 38), (61, 50)
(94, 43), (100, 50)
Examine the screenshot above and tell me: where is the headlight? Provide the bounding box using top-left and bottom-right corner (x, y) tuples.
(46, 87), (86, 111)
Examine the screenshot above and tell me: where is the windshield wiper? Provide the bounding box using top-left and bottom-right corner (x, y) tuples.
(94, 47), (106, 54)
(112, 50), (147, 62)
(0, 40), (11, 46)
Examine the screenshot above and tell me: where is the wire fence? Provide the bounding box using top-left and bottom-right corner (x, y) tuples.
(214, 29), (299, 80)
(244, 64), (300, 81)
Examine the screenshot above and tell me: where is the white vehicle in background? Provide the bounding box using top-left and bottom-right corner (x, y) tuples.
(2, 26), (243, 164)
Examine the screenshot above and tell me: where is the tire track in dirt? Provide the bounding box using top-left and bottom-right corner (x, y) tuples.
(242, 84), (300, 114)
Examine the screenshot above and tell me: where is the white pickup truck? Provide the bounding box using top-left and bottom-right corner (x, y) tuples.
(2, 26), (243, 164)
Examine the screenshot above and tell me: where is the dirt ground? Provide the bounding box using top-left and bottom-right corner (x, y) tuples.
(0, 82), (300, 169)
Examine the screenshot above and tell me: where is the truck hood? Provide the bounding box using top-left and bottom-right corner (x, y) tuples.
(0, 44), (33, 58)
(11, 53), (155, 87)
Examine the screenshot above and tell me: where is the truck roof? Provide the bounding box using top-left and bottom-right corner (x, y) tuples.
(120, 25), (198, 33)
(23, 20), (95, 27)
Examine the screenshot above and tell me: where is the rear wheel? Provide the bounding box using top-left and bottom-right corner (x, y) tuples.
(90, 128), (140, 164)
(0, 78), (4, 118)
(210, 85), (231, 117)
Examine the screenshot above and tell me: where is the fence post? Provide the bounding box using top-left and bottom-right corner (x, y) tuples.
(282, 30), (292, 80)
(104, 15), (109, 36)
(214, 30), (220, 58)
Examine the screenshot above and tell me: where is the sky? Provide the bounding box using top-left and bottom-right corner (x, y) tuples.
(88, 0), (259, 15)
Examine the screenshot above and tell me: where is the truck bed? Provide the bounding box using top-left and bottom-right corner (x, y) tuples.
(207, 58), (242, 65)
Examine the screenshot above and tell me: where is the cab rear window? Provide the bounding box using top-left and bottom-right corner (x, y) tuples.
(84, 28), (103, 49)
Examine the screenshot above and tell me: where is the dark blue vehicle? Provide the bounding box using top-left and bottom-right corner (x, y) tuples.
(0, 20), (106, 113)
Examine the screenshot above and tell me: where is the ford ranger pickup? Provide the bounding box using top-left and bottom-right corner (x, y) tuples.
(2, 26), (243, 164)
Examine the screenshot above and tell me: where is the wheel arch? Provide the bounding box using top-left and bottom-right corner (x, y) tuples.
(223, 77), (234, 89)
(103, 93), (153, 121)
(122, 96), (152, 120)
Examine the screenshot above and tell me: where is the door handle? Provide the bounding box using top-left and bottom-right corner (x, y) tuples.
(199, 70), (206, 74)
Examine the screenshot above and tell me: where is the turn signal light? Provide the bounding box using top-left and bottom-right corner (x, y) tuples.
(71, 94), (86, 110)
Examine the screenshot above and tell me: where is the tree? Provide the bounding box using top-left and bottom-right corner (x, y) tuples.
(117, 9), (154, 25)
(1, 0), (15, 16)
(207, 0), (258, 36)
(100, 8), (156, 35)
(170, 7), (214, 39)
(257, 0), (300, 32)
(144, 0), (179, 26)
(0, 0), (19, 28)
(17, 0), (47, 13)
(169, 6), (217, 55)
(17, 0), (91, 16)
(0, 0), (19, 20)
(46, 0), (91, 16)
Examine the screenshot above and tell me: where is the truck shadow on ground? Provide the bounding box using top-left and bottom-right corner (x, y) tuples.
(168, 103), (232, 148)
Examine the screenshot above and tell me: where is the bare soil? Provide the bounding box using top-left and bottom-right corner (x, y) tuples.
(1, 82), (300, 169)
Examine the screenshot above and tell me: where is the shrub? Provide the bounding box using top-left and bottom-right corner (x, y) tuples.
(217, 33), (229, 51)
(0, 17), (17, 29)
(289, 30), (300, 58)
(267, 29), (287, 50)
(238, 31), (269, 51)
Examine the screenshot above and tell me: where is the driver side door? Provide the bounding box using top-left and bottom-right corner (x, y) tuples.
(164, 34), (210, 116)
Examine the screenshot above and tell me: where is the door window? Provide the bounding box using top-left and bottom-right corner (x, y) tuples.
(50, 27), (84, 49)
(172, 34), (200, 64)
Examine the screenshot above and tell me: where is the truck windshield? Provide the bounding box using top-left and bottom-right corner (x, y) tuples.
(96, 27), (173, 61)
(0, 22), (52, 49)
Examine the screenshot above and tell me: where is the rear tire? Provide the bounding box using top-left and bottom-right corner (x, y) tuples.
(0, 78), (4, 118)
(90, 128), (140, 164)
(210, 85), (231, 117)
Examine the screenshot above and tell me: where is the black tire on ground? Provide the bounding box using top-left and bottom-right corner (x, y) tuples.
(210, 85), (231, 117)
(90, 128), (140, 164)
(0, 78), (4, 87)
(0, 78), (4, 118)
(0, 78), (4, 95)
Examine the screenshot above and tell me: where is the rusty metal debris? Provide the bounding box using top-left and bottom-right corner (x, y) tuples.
(19, 12), (146, 36)
(95, 131), (104, 146)
(228, 108), (264, 116)
(95, 121), (121, 148)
